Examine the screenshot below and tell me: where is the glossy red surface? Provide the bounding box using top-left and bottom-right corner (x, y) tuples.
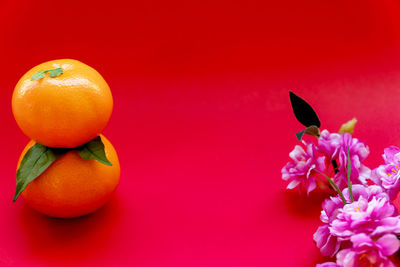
(1, 0), (400, 266)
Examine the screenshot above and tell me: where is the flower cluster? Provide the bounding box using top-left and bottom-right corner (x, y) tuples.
(282, 130), (370, 194)
(314, 185), (400, 266)
(282, 130), (400, 266)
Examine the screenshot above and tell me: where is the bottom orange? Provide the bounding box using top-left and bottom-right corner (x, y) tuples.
(18, 135), (120, 218)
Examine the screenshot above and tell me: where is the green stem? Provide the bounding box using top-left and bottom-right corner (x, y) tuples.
(347, 147), (354, 203)
(314, 169), (347, 205)
(347, 178), (353, 203)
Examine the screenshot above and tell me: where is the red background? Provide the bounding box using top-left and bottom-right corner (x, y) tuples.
(1, 0), (400, 266)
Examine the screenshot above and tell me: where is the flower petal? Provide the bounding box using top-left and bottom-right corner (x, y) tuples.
(287, 180), (301, 189)
(376, 234), (400, 256)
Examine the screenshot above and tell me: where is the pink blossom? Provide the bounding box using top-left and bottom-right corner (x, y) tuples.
(318, 130), (341, 160)
(282, 141), (326, 195)
(333, 133), (370, 190)
(317, 130), (370, 190)
(330, 196), (400, 238)
(371, 146), (400, 200)
(336, 234), (399, 267)
(314, 225), (340, 257)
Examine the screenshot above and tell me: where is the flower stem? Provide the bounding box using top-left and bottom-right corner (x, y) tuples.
(347, 148), (354, 203)
(314, 169), (347, 205)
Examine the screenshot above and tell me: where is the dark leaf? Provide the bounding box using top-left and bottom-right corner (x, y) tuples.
(289, 91), (321, 128)
(77, 136), (112, 166)
(296, 130), (306, 141)
(332, 160), (339, 174)
(13, 143), (64, 201)
(295, 125), (320, 141)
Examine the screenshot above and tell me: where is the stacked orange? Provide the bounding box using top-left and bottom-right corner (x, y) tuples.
(12, 59), (120, 218)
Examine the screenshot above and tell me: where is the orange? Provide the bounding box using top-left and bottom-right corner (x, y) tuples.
(12, 59), (113, 148)
(18, 135), (120, 218)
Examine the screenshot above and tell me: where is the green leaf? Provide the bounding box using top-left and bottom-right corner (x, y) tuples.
(31, 67), (64, 81)
(31, 70), (46, 81)
(77, 136), (112, 166)
(49, 68), (64, 78)
(296, 130), (306, 141)
(13, 144), (65, 202)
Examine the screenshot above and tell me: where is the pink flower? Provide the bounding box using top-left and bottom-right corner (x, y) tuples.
(314, 225), (340, 257)
(333, 133), (370, 190)
(314, 193), (344, 256)
(371, 146), (400, 200)
(318, 130), (342, 160)
(317, 130), (370, 190)
(336, 234), (399, 267)
(314, 185), (400, 257)
(282, 141), (326, 195)
(330, 196), (400, 239)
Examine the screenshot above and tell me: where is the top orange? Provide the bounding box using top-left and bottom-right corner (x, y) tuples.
(12, 59), (113, 148)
